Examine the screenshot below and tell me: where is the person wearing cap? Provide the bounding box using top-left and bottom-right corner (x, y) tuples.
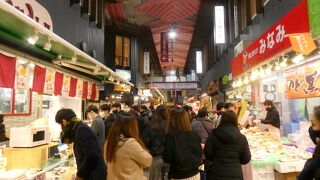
(87, 105), (105, 151)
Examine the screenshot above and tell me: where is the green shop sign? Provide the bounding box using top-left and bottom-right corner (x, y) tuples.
(308, 0), (320, 38)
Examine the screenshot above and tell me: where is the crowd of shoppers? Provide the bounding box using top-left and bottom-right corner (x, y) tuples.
(57, 101), (298, 180)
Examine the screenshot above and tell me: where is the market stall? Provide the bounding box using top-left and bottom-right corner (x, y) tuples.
(230, 0), (319, 179)
(0, 0), (132, 178)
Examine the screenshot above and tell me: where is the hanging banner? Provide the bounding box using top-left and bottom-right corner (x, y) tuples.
(62, 75), (70, 96)
(160, 32), (169, 62)
(288, 33), (316, 55)
(285, 61), (320, 98)
(95, 84), (99, 101)
(43, 68), (55, 94)
(54, 72), (63, 95)
(91, 84), (97, 100)
(308, 0), (320, 38)
(0, 53), (16, 88)
(32, 65), (46, 93)
(82, 81), (88, 99)
(15, 59), (29, 89)
(87, 82), (92, 99)
(76, 79), (83, 98)
(144, 52), (150, 74)
(232, 0), (310, 77)
(69, 77), (77, 97)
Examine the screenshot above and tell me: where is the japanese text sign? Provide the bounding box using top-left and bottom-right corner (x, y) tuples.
(232, 0), (310, 77)
(285, 61), (320, 98)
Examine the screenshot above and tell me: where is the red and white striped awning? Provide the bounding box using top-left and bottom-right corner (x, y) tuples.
(105, 3), (127, 20)
(136, 0), (200, 69)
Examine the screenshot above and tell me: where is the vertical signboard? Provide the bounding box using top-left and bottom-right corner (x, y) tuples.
(160, 32), (169, 62)
(215, 6), (226, 44)
(196, 51), (203, 74)
(144, 51), (150, 74)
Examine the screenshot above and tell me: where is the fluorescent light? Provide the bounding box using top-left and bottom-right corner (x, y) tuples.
(292, 54), (304, 64)
(27, 35), (39, 45)
(214, 6), (226, 44)
(169, 31), (176, 39)
(196, 51), (203, 73)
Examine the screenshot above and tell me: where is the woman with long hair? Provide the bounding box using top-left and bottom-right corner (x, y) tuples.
(104, 112), (152, 180)
(148, 106), (169, 180)
(163, 107), (202, 180)
(204, 111), (251, 180)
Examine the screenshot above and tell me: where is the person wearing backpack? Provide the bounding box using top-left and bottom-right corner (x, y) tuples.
(191, 109), (214, 145)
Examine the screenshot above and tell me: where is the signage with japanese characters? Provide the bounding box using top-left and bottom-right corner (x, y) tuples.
(285, 61), (320, 98)
(152, 83), (197, 90)
(6, 0), (53, 30)
(144, 52), (150, 74)
(232, 0), (310, 77)
(62, 75), (70, 96)
(160, 32), (169, 62)
(288, 33), (316, 55)
(15, 58), (29, 89)
(43, 68), (55, 94)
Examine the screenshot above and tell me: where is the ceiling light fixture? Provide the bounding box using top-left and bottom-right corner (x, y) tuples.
(27, 31), (39, 45)
(169, 31), (176, 39)
(43, 38), (52, 51)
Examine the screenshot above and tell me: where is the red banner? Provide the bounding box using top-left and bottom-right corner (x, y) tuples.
(82, 81), (88, 99)
(69, 77), (77, 97)
(32, 65), (46, 93)
(0, 53), (16, 88)
(91, 84), (97, 100)
(54, 72), (63, 95)
(160, 32), (169, 62)
(232, 0), (310, 77)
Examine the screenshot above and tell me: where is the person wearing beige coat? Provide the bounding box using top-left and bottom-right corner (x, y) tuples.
(104, 138), (152, 180)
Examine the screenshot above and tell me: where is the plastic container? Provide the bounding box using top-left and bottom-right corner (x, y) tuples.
(283, 122), (300, 137)
(252, 165), (275, 180)
(274, 160), (306, 173)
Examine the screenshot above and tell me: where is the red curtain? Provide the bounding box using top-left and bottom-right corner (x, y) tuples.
(91, 83), (96, 100)
(0, 53), (16, 88)
(69, 77), (77, 97)
(54, 72), (63, 95)
(82, 81), (88, 99)
(32, 65), (46, 93)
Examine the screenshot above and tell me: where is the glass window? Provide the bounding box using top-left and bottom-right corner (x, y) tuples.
(14, 89), (30, 114)
(123, 37), (130, 67)
(115, 36), (130, 67)
(115, 36), (123, 66)
(0, 88), (12, 114)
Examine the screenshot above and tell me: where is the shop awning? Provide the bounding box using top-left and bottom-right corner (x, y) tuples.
(0, 1), (133, 86)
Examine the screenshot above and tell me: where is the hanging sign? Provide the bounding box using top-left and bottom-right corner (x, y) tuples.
(288, 33), (317, 55)
(43, 68), (55, 94)
(308, 0), (320, 38)
(76, 79), (83, 98)
(232, 0), (310, 77)
(114, 84), (131, 92)
(144, 52), (150, 74)
(87, 82), (92, 99)
(6, 0), (53, 30)
(160, 32), (169, 62)
(0, 53), (16, 89)
(62, 75), (70, 96)
(15, 58), (29, 89)
(285, 61), (320, 98)
(95, 84), (99, 101)
(32, 65), (46, 93)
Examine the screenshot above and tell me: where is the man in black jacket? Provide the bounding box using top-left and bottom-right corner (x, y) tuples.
(261, 100), (280, 128)
(104, 103), (122, 139)
(55, 109), (106, 180)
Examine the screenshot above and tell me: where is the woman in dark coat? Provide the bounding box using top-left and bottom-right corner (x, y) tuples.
(204, 110), (251, 180)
